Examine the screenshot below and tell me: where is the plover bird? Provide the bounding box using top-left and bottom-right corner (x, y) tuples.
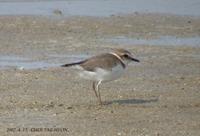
(61, 49), (140, 105)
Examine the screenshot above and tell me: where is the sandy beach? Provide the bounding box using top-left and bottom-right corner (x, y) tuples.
(0, 2), (200, 135)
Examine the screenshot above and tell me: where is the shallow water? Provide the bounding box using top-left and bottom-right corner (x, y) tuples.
(0, 56), (57, 69)
(104, 36), (200, 47)
(0, 55), (88, 70)
(1, 35), (200, 70)
(0, 0), (200, 17)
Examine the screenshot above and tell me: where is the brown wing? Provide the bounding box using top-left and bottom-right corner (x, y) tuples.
(80, 53), (124, 71)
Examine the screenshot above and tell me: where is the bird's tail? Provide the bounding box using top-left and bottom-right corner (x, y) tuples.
(61, 60), (85, 67)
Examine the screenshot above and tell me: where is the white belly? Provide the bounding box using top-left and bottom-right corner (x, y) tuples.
(77, 64), (125, 82)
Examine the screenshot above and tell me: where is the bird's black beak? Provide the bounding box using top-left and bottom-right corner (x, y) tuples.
(131, 57), (140, 62)
(128, 55), (140, 62)
(124, 54), (140, 62)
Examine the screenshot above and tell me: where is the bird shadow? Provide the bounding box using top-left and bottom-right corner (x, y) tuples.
(104, 98), (158, 105)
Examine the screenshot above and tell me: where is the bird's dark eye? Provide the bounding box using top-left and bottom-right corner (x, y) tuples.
(124, 54), (129, 57)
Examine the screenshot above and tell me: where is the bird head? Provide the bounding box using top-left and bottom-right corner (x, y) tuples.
(113, 48), (140, 64)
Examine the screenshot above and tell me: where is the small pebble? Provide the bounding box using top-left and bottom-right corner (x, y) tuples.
(67, 106), (73, 109)
(18, 66), (24, 70)
(58, 104), (64, 107)
(117, 132), (122, 136)
(53, 9), (62, 15)
(53, 113), (57, 116)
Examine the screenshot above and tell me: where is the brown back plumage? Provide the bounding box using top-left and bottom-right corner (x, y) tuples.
(60, 49), (135, 71)
(80, 53), (125, 71)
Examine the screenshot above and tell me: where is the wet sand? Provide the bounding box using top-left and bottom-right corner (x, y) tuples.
(0, 13), (200, 136)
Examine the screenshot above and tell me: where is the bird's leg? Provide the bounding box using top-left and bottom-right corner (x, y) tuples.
(92, 82), (98, 99)
(96, 80), (102, 105)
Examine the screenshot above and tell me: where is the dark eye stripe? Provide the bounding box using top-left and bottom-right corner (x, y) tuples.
(124, 54), (129, 57)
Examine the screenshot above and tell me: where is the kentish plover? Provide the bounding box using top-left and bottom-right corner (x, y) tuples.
(61, 49), (140, 105)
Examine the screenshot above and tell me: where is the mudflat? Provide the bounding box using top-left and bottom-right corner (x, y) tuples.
(0, 13), (200, 136)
